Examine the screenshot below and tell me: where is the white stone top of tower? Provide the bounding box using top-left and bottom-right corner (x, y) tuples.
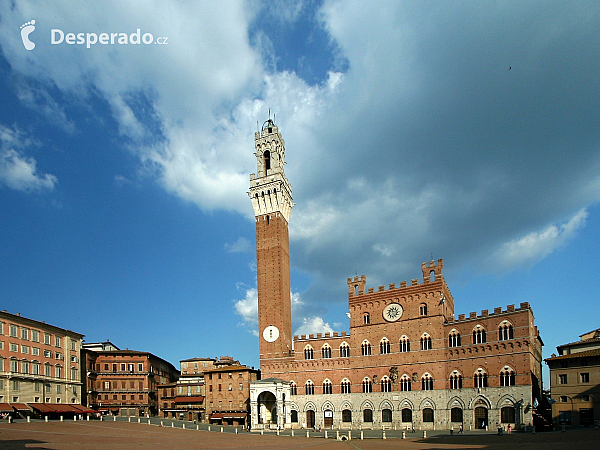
(248, 118), (294, 222)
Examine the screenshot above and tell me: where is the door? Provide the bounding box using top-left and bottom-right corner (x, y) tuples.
(324, 410), (333, 427)
(474, 407), (488, 429)
(306, 410), (315, 428)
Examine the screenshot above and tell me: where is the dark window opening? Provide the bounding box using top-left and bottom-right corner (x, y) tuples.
(264, 151), (271, 171)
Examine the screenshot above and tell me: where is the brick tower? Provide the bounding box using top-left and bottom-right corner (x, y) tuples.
(249, 118), (294, 370)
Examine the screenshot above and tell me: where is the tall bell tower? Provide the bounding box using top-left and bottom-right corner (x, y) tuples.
(249, 118), (294, 367)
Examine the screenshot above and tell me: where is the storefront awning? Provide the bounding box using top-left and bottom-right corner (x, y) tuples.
(222, 412), (247, 419)
(209, 413), (224, 420)
(10, 403), (30, 411)
(174, 396), (204, 403)
(0, 403), (13, 412)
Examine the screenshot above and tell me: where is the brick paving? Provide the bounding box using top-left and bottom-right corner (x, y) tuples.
(0, 420), (598, 449)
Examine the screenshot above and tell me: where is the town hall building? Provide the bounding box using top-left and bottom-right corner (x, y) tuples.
(248, 119), (544, 431)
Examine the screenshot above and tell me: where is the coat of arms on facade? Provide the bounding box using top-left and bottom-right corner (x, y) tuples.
(389, 366), (398, 384)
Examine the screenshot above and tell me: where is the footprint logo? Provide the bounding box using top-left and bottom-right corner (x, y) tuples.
(20, 20), (36, 50)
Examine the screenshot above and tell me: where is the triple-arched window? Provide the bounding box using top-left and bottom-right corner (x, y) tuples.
(499, 322), (514, 341)
(381, 376), (392, 392)
(500, 368), (516, 386)
(422, 373), (434, 390)
(361, 340), (372, 356)
(362, 377), (372, 393)
(339, 342), (350, 357)
(304, 346), (314, 360)
(400, 374), (412, 391)
(420, 333), (432, 350)
(399, 336), (410, 352)
(305, 380), (314, 395)
(380, 338), (390, 354)
(474, 369), (488, 388)
(322, 379), (332, 394)
(322, 345), (332, 359)
(472, 325), (486, 344)
(341, 378), (351, 394)
(448, 330), (461, 347)
(449, 371), (463, 389)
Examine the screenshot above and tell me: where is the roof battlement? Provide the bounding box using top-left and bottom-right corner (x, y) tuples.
(347, 259), (445, 299)
(446, 302), (531, 323)
(293, 331), (348, 343)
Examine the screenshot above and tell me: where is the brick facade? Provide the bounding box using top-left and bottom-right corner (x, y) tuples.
(248, 120), (544, 431)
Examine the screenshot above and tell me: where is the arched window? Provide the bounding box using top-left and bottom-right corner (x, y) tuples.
(401, 408), (412, 422)
(450, 371), (463, 389)
(381, 376), (391, 392)
(341, 378), (351, 394)
(423, 408), (434, 422)
(472, 326), (486, 344)
(263, 150), (271, 171)
(422, 373), (434, 391)
(304, 346), (314, 360)
(448, 330), (461, 347)
(499, 322), (514, 341)
(399, 336), (410, 352)
(451, 407), (463, 422)
(342, 409), (352, 422)
(363, 409), (373, 423)
(500, 368), (516, 386)
(419, 303), (428, 316)
(380, 338), (390, 354)
(290, 381), (297, 395)
(474, 369), (488, 388)
(339, 342), (350, 358)
(363, 312), (370, 324)
(501, 406), (516, 423)
(305, 380), (314, 395)
(361, 340), (372, 356)
(290, 410), (298, 422)
(420, 334), (432, 350)
(382, 408), (392, 423)
(362, 377), (372, 393)
(322, 345), (332, 359)
(323, 379), (332, 394)
(400, 374), (412, 392)
(430, 270), (436, 281)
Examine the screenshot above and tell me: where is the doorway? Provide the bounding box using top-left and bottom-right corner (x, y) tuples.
(474, 407), (488, 429)
(306, 410), (315, 428)
(324, 410), (333, 427)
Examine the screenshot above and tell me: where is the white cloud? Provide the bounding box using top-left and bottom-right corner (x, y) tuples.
(294, 316), (334, 336)
(0, 125), (57, 192)
(234, 286), (258, 336)
(490, 209), (589, 272)
(225, 237), (252, 253)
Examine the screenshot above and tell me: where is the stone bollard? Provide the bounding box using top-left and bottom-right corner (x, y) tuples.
(423, 430), (427, 438)
(113, 416), (116, 422)
(348, 432), (351, 440)
(196, 425), (199, 430)
(60, 416), (63, 422)
(183, 423), (186, 429)
(324, 430), (327, 439)
(261, 429), (264, 435)
(27, 416), (31, 423)
(172, 422), (174, 428)
(402, 430), (406, 439)
(8, 417), (11, 424)
(336, 431), (339, 440)
(160, 421), (163, 427)
(277, 428), (280, 436)
(306, 430), (309, 438)
(291, 429), (294, 436)
(221, 426), (223, 433)
(208, 425), (211, 431)
(360, 431), (364, 440)
(383, 430), (386, 439)
(45, 416), (49, 422)
(147, 420), (150, 425)
(87, 416), (90, 421)
(235, 427), (238, 434)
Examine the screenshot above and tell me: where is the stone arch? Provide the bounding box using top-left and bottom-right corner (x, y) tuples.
(469, 395), (492, 409)
(321, 400), (335, 412)
(447, 396), (466, 410)
(419, 397), (436, 410)
(290, 401), (300, 411)
(496, 394), (518, 409)
(379, 399), (394, 410)
(340, 400), (352, 411)
(303, 401), (317, 412)
(360, 399), (375, 411)
(399, 398), (414, 411)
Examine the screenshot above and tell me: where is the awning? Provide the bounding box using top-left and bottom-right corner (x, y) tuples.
(174, 396), (204, 403)
(0, 403), (13, 412)
(71, 405), (96, 414)
(10, 403), (30, 411)
(29, 403), (55, 413)
(209, 413), (224, 420)
(223, 412), (247, 419)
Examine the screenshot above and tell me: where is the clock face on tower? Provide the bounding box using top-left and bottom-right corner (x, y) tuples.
(383, 303), (403, 322)
(262, 325), (280, 342)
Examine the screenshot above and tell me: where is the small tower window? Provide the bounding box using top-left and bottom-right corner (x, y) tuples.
(264, 151), (271, 171)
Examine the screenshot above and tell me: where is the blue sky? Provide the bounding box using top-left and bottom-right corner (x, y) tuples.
(1, 1), (599, 383)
